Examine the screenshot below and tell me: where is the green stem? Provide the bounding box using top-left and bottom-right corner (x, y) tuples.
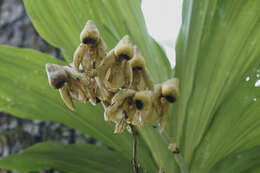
(173, 151), (189, 173)
(130, 124), (139, 173)
(161, 131), (189, 173)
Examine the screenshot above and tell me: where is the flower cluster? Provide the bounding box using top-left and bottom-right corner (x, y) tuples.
(46, 20), (179, 133)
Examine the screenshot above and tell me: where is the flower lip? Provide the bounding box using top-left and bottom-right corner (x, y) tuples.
(114, 35), (133, 60)
(161, 78), (180, 102)
(80, 20), (100, 45)
(133, 91), (151, 111)
(46, 64), (69, 89)
(129, 47), (146, 70)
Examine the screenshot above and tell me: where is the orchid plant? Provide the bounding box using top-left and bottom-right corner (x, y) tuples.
(0, 0), (260, 173)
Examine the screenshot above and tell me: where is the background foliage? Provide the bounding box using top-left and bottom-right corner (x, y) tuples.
(0, 0), (260, 173)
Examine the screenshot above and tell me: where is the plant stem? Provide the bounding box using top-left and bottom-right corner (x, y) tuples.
(130, 124), (139, 173)
(162, 131), (189, 173)
(173, 150), (189, 173)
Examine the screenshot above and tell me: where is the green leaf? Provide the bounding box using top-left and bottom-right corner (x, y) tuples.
(246, 166), (260, 173)
(209, 146), (260, 173)
(190, 63), (260, 172)
(0, 142), (132, 173)
(170, 0), (260, 172)
(23, 0), (171, 83)
(0, 46), (158, 173)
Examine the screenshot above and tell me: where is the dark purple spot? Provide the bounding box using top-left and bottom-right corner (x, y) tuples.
(122, 110), (128, 119)
(135, 100), (143, 110)
(95, 97), (101, 104)
(82, 37), (96, 44)
(119, 54), (131, 60)
(55, 80), (66, 89)
(133, 66), (142, 71)
(165, 95), (176, 103)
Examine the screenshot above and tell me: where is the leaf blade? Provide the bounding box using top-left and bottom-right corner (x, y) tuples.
(171, 0), (260, 172)
(0, 142), (132, 173)
(209, 146), (260, 173)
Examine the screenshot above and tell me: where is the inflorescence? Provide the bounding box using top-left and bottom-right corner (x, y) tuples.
(46, 20), (179, 133)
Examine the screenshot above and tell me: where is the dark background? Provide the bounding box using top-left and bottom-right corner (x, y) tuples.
(0, 1), (95, 172)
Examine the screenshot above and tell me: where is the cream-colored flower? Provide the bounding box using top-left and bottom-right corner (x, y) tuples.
(134, 78), (179, 131)
(97, 35), (133, 91)
(74, 20), (107, 77)
(129, 46), (154, 91)
(46, 64), (104, 109)
(95, 35), (134, 106)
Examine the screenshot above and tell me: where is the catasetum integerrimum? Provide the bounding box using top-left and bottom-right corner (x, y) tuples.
(45, 20), (180, 172)
(46, 20), (179, 133)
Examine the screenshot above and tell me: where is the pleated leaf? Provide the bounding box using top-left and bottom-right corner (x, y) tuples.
(170, 0), (260, 172)
(209, 146), (260, 173)
(0, 142), (132, 173)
